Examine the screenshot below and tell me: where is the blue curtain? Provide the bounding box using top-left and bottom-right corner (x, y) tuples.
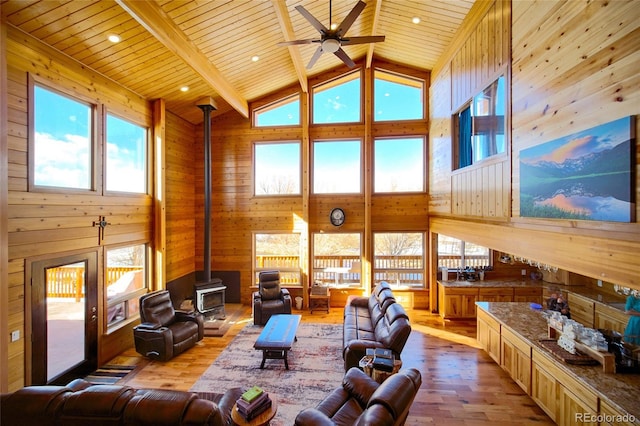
(458, 106), (472, 168)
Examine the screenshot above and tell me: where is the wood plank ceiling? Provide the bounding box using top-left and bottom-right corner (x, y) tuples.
(2, 0), (475, 124)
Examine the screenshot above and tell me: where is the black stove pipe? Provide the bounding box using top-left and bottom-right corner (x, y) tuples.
(197, 98), (216, 283)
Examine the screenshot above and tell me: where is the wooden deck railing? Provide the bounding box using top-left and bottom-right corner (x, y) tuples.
(46, 266), (142, 301)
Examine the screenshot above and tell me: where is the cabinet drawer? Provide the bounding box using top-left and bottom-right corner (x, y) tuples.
(477, 308), (500, 331)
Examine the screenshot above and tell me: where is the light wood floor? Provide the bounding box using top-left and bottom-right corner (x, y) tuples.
(111, 306), (553, 425)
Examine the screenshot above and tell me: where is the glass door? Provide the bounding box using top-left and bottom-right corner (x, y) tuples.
(31, 252), (98, 385)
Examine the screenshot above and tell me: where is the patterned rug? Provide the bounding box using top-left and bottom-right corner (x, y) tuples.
(83, 364), (137, 384)
(190, 322), (344, 426)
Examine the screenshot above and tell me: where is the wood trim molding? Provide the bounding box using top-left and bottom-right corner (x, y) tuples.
(1, 7), (10, 393)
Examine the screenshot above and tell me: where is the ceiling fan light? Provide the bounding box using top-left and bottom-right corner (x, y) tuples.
(322, 38), (341, 53)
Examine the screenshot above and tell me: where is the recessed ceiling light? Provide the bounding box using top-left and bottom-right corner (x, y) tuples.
(251, 55), (260, 62)
(412, 17), (420, 24)
(108, 34), (121, 43)
(330, 23), (338, 30)
(180, 86), (189, 92)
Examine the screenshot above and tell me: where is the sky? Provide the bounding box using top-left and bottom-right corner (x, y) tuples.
(34, 85), (146, 192)
(254, 73), (425, 194)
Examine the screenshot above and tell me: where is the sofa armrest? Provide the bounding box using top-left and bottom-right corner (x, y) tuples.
(135, 322), (162, 330)
(342, 367), (380, 407)
(348, 296), (369, 308)
(294, 408), (336, 426)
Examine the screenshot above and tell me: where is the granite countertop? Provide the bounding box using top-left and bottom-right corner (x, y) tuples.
(477, 302), (640, 422)
(439, 279), (542, 288)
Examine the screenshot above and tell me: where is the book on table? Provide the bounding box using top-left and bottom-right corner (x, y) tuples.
(241, 385), (264, 402)
(236, 392), (272, 420)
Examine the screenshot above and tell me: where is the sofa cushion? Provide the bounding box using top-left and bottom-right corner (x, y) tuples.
(0, 386), (71, 426)
(59, 385), (136, 424)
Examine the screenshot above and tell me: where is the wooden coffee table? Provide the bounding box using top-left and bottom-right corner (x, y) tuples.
(253, 314), (301, 369)
(231, 396), (277, 426)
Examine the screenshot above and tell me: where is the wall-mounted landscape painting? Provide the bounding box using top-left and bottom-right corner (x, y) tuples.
(520, 116), (635, 222)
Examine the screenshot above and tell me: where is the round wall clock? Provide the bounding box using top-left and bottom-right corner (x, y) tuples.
(330, 208), (345, 226)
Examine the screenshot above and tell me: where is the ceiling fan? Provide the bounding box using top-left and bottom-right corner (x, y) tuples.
(278, 0), (385, 69)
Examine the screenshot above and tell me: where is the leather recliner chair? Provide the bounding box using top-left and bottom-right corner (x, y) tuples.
(133, 290), (204, 361)
(252, 270), (292, 325)
(294, 367), (422, 426)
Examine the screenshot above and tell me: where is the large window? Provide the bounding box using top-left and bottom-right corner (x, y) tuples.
(106, 114), (147, 193)
(33, 85), (93, 189)
(374, 70), (424, 121)
(313, 233), (361, 287)
(106, 244), (147, 328)
(313, 140), (361, 194)
(454, 76), (506, 169)
(254, 142), (301, 195)
(374, 233), (424, 288)
(374, 137), (425, 193)
(254, 94), (300, 127)
(438, 234), (491, 271)
(254, 233), (301, 285)
(312, 72), (361, 124)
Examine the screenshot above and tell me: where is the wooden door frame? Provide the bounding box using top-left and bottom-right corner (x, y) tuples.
(26, 249), (99, 385)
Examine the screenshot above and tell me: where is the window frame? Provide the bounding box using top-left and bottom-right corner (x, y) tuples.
(373, 69), (425, 122)
(28, 77), (99, 194)
(373, 232), (426, 289)
(252, 93), (301, 128)
(253, 140), (302, 197)
(104, 111), (149, 195)
(373, 136), (426, 194)
(311, 70), (363, 125)
(437, 234), (492, 271)
(253, 232), (303, 287)
(452, 75), (507, 170)
(311, 232), (362, 288)
(105, 242), (149, 330)
(312, 138), (363, 195)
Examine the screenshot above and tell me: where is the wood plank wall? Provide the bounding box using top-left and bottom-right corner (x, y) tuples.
(429, 0), (640, 289)
(202, 61), (429, 307)
(165, 112), (196, 282)
(5, 26), (154, 390)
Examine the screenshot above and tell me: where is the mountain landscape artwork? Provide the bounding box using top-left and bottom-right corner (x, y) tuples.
(520, 116), (635, 222)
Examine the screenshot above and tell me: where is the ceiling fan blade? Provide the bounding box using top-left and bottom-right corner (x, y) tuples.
(278, 39), (318, 46)
(336, 0), (366, 36)
(333, 48), (356, 68)
(295, 5), (328, 33)
(307, 46), (324, 69)
(340, 35), (385, 46)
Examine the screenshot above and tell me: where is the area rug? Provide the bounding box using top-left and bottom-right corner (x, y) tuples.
(190, 322), (344, 426)
(83, 364), (136, 384)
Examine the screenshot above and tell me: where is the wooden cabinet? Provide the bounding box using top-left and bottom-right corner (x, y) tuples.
(599, 400), (637, 426)
(532, 347), (599, 426)
(477, 308), (501, 363)
(595, 304), (628, 334)
(531, 349), (558, 422)
(514, 287), (542, 304)
(501, 327), (531, 393)
(438, 284), (477, 319)
(557, 384), (598, 426)
(478, 287), (513, 302)
(568, 293), (595, 327)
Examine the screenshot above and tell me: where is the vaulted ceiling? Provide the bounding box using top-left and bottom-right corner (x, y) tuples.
(2, 0), (475, 124)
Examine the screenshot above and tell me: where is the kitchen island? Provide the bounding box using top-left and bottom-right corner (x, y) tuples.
(476, 302), (639, 425)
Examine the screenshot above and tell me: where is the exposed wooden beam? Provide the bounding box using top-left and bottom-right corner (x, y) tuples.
(116, 0), (249, 118)
(366, 0), (382, 68)
(271, 0), (308, 93)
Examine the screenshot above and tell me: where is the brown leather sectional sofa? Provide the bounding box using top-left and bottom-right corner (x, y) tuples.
(0, 378), (242, 426)
(295, 367), (422, 425)
(343, 281), (412, 370)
